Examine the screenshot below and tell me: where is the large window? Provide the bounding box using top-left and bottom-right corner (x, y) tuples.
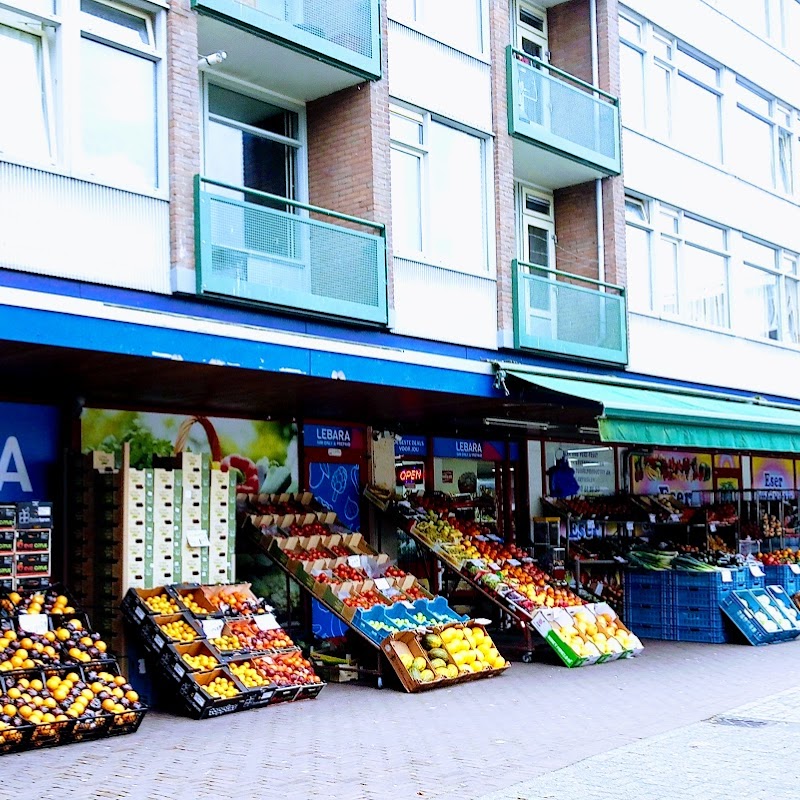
(620, 9), (799, 195)
(0, 1), (164, 192)
(390, 0), (486, 55)
(389, 104), (490, 274)
(626, 194), (800, 346)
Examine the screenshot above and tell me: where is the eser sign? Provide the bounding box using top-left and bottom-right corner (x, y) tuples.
(0, 402), (60, 502)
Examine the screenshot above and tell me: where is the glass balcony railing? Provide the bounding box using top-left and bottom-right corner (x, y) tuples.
(195, 176), (388, 325)
(193, 0), (381, 81)
(507, 46), (621, 178)
(512, 260), (628, 364)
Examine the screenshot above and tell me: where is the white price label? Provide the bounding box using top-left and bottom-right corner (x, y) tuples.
(709, 524), (717, 533)
(347, 555), (362, 568)
(201, 618), (224, 639)
(749, 564), (765, 578)
(595, 582), (604, 596)
(18, 614), (48, 635)
(374, 578), (391, 591)
(720, 568), (733, 583)
(254, 613), (280, 631)
(626, 522), (634, 532)
(185, 529), (210, 548)
(507, 559), (521, 566)
(790, 564), (800, 575)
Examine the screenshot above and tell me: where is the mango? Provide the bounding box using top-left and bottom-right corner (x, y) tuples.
(412, 656), (427, 672)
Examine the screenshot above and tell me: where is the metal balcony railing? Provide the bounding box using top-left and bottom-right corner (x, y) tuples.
(195, 176), (388, 325)
(512, 259), (628, 364)
(507, 46), (622, 176)
(193, 0), (381, 80)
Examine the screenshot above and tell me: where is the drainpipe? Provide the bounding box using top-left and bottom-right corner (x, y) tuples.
(589, 0), (606, 285)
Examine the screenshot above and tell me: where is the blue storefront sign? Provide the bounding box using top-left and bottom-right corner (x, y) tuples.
(0, 402), (60, 502)
(304, 424), (354, 449)
(433, 438), (508, 461)
(395, 435), (428, 457)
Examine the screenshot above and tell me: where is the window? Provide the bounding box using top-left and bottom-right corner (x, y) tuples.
(620, 10), (799, 194)
(389, 105), (490, 274)
(391, 0), (486, 55)
(204, 83), (301, 206)
(0, 1), (165, 192)
(0, 22), (52, 162)
(516, 2), (548, 59)
(520, 188), (554, 269)
(625, 196), (729, 328)
(627, 194), (800, 346)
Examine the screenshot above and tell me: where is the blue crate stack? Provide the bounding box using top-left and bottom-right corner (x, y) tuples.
(762, 564), (800, 595)
(624, 571), (674, 640)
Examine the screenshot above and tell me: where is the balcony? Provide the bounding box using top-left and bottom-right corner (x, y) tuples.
(193, 0), (381, 101)
(195, 176), (388, 325)
(512, 260), (628, 365)
(506, 47), (621, 189)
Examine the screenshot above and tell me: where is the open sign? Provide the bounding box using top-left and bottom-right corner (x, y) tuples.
(396, 465), (424, 485)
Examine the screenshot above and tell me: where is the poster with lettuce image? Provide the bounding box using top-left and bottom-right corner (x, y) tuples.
(81, 409), (298, 493)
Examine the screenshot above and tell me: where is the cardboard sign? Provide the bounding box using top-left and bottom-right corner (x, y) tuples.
(18, 614), (48, 635)
(254, 613), (280, 631)
(185, 529), (210, 548)
(201, 618), (224, 639)
(749, 564), (765, 578)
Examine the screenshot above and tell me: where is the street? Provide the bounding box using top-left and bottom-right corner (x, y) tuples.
(4, 639), (800, 799)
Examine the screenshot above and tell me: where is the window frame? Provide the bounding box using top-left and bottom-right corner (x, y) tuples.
(517, 183), (555, 271)
(201, 75), (308, 205)
(0, 0), (167, 198)
(389, 101), (494, 278)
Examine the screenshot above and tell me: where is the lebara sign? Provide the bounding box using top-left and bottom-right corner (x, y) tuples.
(0, 403), (60, 502)
(304, 425), (354, 449)
(432, 438), (507, 461)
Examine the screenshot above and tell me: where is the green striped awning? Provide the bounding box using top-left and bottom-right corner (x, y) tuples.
(501, 366), (800, 452)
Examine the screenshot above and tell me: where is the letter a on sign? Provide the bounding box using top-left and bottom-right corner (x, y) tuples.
(0, 437), (32, 492)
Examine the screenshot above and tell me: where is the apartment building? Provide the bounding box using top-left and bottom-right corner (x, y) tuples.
(2, 0), (800, 530)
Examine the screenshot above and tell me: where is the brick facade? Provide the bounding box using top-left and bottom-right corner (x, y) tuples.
(490, 0), (518, 340)
(553, 183), (600, 282)
(167, 0), (201, 283)
(306, 1), (393, 308)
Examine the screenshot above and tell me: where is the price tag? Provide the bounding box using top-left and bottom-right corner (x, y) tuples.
(201, 618), (224, 639)
(507, 559), (521, 566)
(626, 522), (634, 532)
(18, 614), (48, 635)
(709, 524), (717, 533)
(720, 568), (733, 583)
(790, 564), (800, 575)
(474, 617), (492, 625)
(749, 564), (765, 578)
(401, 601), (415, 609)
(488, 562), (501, 571)
(595, 582), (604, 596)
(134, 606), (146, 621)
(185, 529), (210, 548)
(254, 613), (281, 631)
(347, 555), (362, 568)
(374, 578), (391, 592)
(649, 514), (657, 523)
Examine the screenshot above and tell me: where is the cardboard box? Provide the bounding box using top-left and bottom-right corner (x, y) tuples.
(14, 575), (51, 592)
(531, 608), (602, 668)
(0, 555), (12, 577)
(160, 640), (222, 683)
(120, 586), (178, 624)
(14, 552), (51, 577)
(15, 501), (53, 529)
(143, 612), (204, 655)
(0, 506), (15, 530)
(0, 530), (14, 552)
(14, 529), (51, 553)
(382, 631), (443, 693)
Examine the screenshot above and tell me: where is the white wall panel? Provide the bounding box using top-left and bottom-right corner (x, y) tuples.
(392, 257), (498, 348)
(0, 163), (170, 293)
(628, 313), (800, 402)
(387, 20), (492, 133)
(623, 130), (800, 254)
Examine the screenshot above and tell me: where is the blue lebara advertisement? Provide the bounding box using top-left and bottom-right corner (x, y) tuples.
(0, 402), (60, 503)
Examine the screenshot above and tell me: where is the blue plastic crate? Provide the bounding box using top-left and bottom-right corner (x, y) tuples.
(624, 570), (672, 608)
(626, 602), (672, 629)
(749, 587), (800, 640)
(746, 568), (766, 590)
(626, 620), (672, 640)
(766, 585), (800, 626)
(674, 625), (728, 644)
(719, 592), (774, 646)
(672, 570), (744, 607)
(762, 565), (800, 595)
(411, 596), (468, 625)
(674, 606), (726, 629)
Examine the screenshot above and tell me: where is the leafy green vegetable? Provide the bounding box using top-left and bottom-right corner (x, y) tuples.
(97, 420), (174, 469)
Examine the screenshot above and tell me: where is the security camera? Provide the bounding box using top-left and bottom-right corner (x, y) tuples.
(199, 50), (227, 67)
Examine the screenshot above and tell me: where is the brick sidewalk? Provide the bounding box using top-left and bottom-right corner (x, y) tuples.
(4, 639), (800, 800)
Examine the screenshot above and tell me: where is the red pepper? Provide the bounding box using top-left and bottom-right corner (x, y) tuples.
(221, 453), (259, 493)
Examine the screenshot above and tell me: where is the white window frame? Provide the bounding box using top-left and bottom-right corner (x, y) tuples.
(516, 183), (555, 269)
(200, 73), (309, 205)
(389, 101), (494, 278)
(620, 7), (799, 197)
(0, 0), (167, 198)
(515, 1), (549, 60)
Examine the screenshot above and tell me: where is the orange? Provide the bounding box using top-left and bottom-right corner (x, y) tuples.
(18, 706), (32, 719)
(2, 704), (15, 717)
(125, 690), (139, 703)
(101, 699), (116, 712)
(29, 679), (43, 692)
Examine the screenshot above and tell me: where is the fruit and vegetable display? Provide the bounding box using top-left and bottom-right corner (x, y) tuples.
(756, 549), (800, 566)
(720, 587), (800, 645)
(0, 584), (146, 753)
(384, 623), (509, 692)
(122, 582), (325, 718)
(412, 513), (583, 614)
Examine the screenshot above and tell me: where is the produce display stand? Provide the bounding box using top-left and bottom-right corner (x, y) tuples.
(0, 583), (147, 753)
(239, 495), (511, 690)
(121, 581), (325, 718)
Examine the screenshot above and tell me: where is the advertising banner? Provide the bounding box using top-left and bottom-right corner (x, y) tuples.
(630, 450), (713, 498)
(81, 409), (298, 494)
(433, 438), (507, 461)
(0, 402), (60, 502)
